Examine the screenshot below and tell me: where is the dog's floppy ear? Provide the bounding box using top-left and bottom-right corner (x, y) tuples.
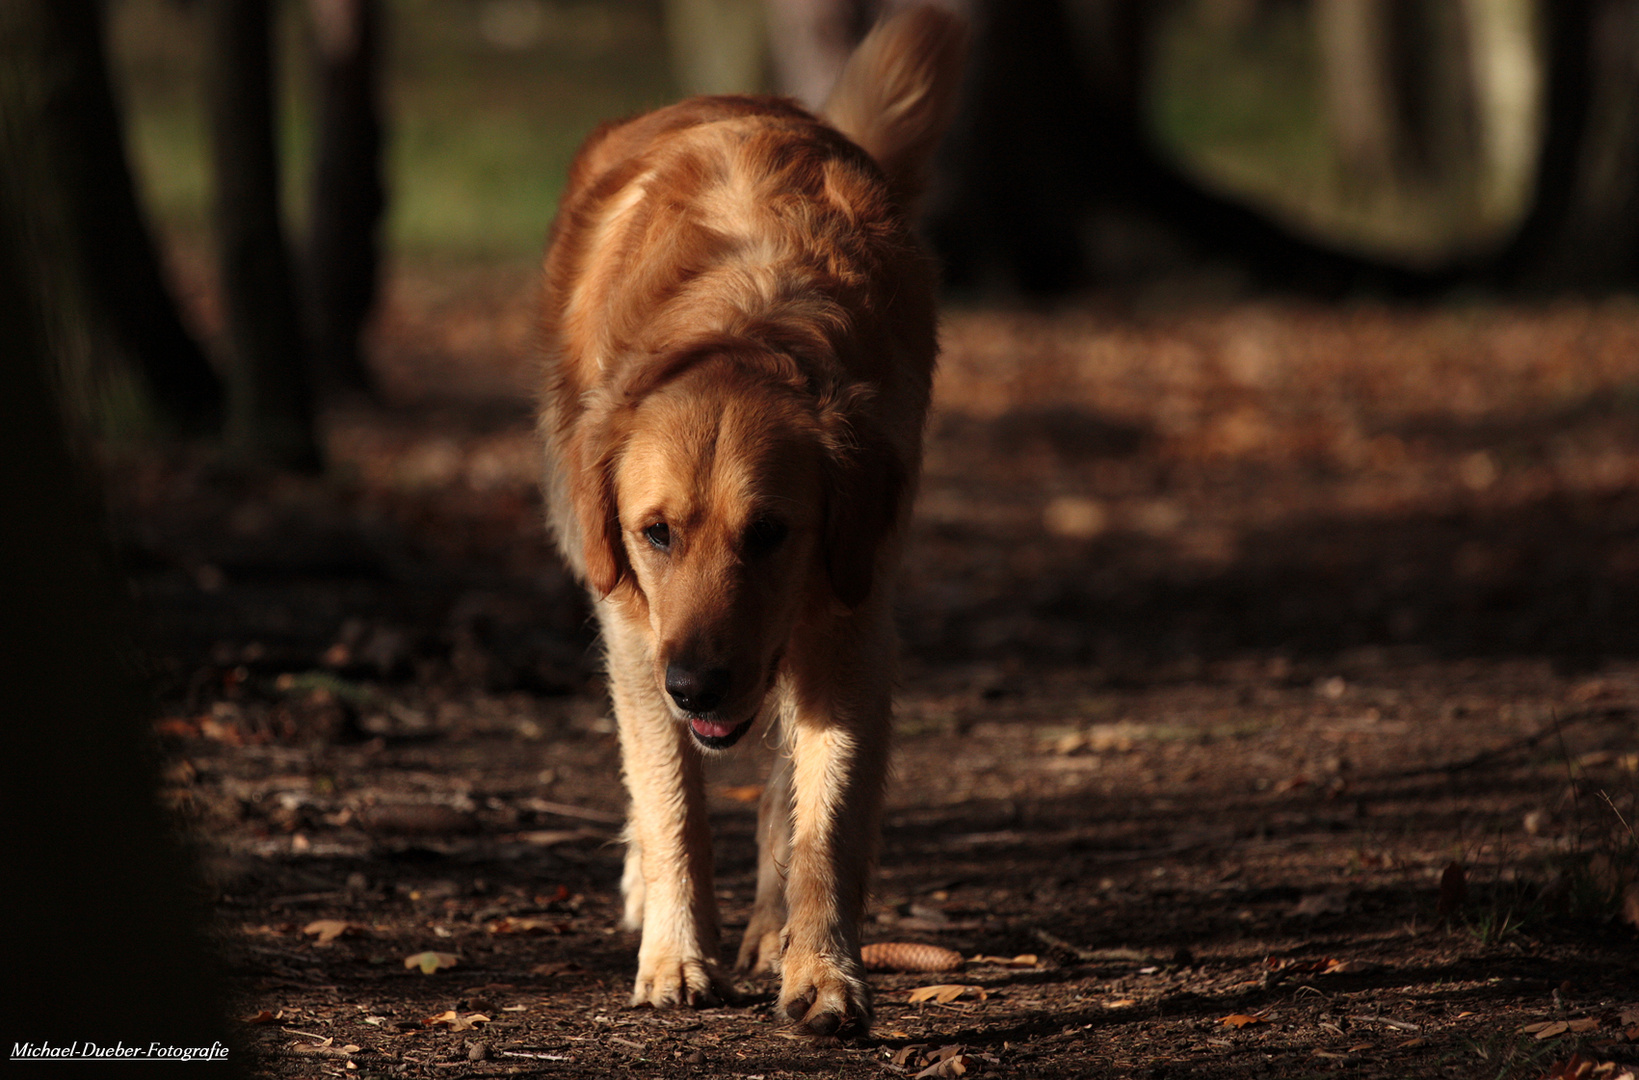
(565, 405), (630, 599)
(823, 415), (905, 610)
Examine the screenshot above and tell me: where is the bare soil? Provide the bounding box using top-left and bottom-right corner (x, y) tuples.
(124, 266), (1639, 1078)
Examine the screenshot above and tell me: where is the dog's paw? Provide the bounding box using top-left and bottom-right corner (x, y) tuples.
(630, 953), (726, 1010)
(778, 950), (871, 1036)
(734, 909), (785, 975)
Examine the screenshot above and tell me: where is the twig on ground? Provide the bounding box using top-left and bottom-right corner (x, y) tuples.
(1347, 1013), (1421, 1031)
(1031, 928), (1159, 964)
(1370, 706), (1632, 781)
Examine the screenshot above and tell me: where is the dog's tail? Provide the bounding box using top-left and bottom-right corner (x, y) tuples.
(822, 4), (969, 210)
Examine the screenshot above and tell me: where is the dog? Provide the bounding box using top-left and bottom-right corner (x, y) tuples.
(536, 6), (967, 1037)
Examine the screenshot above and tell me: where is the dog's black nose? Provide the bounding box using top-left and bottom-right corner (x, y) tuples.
(665, 663), (731, 714)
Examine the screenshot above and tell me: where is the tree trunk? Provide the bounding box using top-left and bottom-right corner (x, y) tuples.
(764, 0), (871, 108)
(1495, 0), (1639, 289)
(0, 0), (221, 436)
(0, 143), (233, 1069)
(1315, 0), (1400, 187)
(208, 0), (321, 470)
(305, 0), (384, 399)
(923, 0), (1101, 293)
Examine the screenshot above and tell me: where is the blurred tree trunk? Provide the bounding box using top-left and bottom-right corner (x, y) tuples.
(305, 0), (384, 399)
(207, 0), (321, 471)
(1461, 0), (1539, 220)
(0, 0), (221, 435)
(925, 0), (1435, 296)
(1316, 0), (1482, 195)
(1315, 0), (1399, 186)
(1387, 0), (1482, 190)
(0, 140), (235, 1075)
(1495, 0), (1639, 289)
(666, 0), (770, 96)
(924, 0), (1103, 293)
(764, 0), (870, 107)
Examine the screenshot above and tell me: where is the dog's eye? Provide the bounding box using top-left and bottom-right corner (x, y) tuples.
(744, 518), (788, 557)
(643, 522), (671, 551)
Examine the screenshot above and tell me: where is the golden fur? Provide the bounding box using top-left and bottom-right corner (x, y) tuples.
(537, 6), (967, 1036)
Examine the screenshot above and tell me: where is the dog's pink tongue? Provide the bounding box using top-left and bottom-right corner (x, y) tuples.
(691, 717), (737, 739)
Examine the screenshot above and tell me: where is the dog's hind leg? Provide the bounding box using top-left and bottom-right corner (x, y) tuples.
(604, 614), (727, 1008)
(737, 734), (793, 974)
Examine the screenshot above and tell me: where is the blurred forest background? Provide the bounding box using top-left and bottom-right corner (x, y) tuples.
(3, 0), (1636, 459)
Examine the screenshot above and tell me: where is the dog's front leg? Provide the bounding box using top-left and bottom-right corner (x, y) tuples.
(778, 618), (893, 1036)
(605, 619), (725, 1008)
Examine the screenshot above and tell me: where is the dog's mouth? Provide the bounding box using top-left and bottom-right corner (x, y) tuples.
(688, 714), (756, 750)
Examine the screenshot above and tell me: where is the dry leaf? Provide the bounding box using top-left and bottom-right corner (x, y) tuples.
(1322, 958), (1379, 975)
(424, 1010), (490, 1031)
(908, 984), (988, 1005)
(404, 950), (460, 974)
(914, 1053), (969, 1078)
(717, 784), (764, 804)
(530, 960), (584, 977)
(303, 919), (358, 945)
(969, 953), (1039, 968)
(862, 942), (964, 972)
(1527, 1021), (1571, 1040)
(486, 916), (569, 936)
(891, 1044), (928, 1067)
(1221, 1013), (1269, 1029)
(242, 1010), (278, 1025)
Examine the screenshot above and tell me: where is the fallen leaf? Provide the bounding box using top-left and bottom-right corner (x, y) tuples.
(908, 984), (988, 1005)
(423, 1010), (490, 1031)
(404, 950), (460, 974)
(530, 960), (584, 977)
(716, 784), (764, 804)
(1525, 1021), (1571, 1040)
(1221, 1013), (1269, 1029)
(486, 916), (570, 936)
(242, 1010), (278, 1025)
(914, 1053), (969, 1078)
(303, 919), (359, 945)
(1322, 958), (1379, 975)
(862, 942), (964, 972)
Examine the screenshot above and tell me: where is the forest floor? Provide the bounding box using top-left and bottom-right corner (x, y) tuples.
(117, 262), (1639, 1078)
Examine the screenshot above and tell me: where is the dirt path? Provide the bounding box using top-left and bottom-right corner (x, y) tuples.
(128, 275), (1639, 1077)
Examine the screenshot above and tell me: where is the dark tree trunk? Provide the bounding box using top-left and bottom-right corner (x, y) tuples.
(0, 0), (221, 435)
(923, 0), (1102, 293)
(927, 0), (1440, 297)
(305, 0), (384, 399)
(208, 0), (321, 470)
(1494, 0), (1639, 289)
(0, 148), (233, 1071)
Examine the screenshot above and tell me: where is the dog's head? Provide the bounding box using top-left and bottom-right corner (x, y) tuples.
(566, 352), (901, 750)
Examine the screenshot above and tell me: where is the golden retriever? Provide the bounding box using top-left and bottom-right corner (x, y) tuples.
(536, 6), (967, 1037)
